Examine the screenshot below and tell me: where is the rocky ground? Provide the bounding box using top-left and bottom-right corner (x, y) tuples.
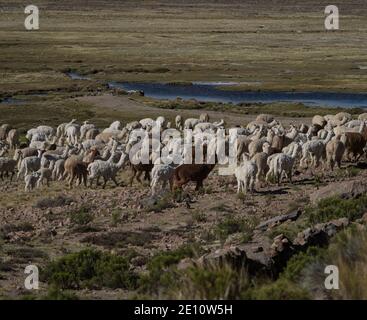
(1, 154), (366, 299)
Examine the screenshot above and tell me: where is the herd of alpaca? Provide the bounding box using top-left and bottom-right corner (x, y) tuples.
(1, 110), (367, 195)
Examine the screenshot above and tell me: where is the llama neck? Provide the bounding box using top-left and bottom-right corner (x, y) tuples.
(116, 153), (127, 168)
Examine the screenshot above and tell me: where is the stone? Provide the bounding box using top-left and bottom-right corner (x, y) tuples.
(256, 209), (302, 231)
(310, 180), (367, 204)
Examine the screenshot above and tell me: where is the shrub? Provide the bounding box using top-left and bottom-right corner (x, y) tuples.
(43, 286), (79, 300)
(247, 278), (310, 300)
(280, 246), (325, 282)
(306, 195), (367, 224)
(173, 262), (251, 300)
(302, 227), (367, 300)
(192, 211), (207, 223)
(44, 249), (139, 290)
(111, 209), (121, 226)
(69, 206), (94, 225)
(214, 216), (258, 242)
(139, 243), (202, 294)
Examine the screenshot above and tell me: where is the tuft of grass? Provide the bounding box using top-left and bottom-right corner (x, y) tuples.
(69, 206), (94, 226)
(192, 210), (207, 223)
(214, 216), (258, 242)
(172, 262), (252, 300)
(43, 285), (79, 300)
(247, 278), (310, 300)
(111, 209), (122, 227)
(345, 167), (360, 178)
(44, 249), (139, 290)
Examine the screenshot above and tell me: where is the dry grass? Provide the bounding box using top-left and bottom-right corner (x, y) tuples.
(1, 0), (367, 94)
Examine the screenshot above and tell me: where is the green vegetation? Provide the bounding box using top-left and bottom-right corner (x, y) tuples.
(43, 286), (79, 300)
(175, 262), (252, 300)
(44, 249), (139, 290)
(214, 216), (258, 242)
(192, 210), (207, 223)
(138, 243), (203, 295)
(111, 209), (122, 227)
(148, 99), (365, 118)
(69, 206), (94, 226)
(306, 195), (367, 225)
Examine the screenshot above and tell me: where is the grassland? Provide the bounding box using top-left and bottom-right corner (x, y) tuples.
(0, 0), (367, 96)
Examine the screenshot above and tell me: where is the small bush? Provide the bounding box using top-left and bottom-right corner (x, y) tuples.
(43, 286), (79, 300)
(345, 167), (360, 178)
(69, 206), (94, 226)
(173, 262), (251, 300)
(248, 278), (310, 300)
(302, 227), (367, 300)
(306, 195), (367, 224)
(280, 246), (325, 282)
(192, 211), (207, 223)
(44, 249), (139, 290)
(111, 209), (121, 226)
(139, 243), (202, 294)
(214, 216), (258, 242)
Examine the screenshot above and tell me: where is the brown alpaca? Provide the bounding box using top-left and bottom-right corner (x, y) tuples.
(64, 149), (99, 188)
(171, 163), (216, 191)
(129, 163), (154, 186)
(340, 132), (366, 161)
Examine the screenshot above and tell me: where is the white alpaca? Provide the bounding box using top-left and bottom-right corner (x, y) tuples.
(300, 131), (333, 168)
(234, 154), (258, 194)
(87, 152), (128, 188)
(150, 157), (180, 195)
(266, 144), (300, 184)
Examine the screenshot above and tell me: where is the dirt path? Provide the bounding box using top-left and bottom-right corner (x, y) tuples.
(78, 94), (311, 126)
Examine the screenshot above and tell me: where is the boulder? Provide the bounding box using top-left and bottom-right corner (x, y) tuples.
(197, 245), (271, 276)
(293, 218), (349, 249)
(310, 180), (367, 204)
(269, 234), (296, 276)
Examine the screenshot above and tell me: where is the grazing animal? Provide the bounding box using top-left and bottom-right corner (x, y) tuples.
(326, 138), (345, 171)
(88, 152), (128, 188)
(24, 172), (40, 192)
(171, 163), (216, 191)
(0, 157), (17, 181)
(235, 154), (258, 194)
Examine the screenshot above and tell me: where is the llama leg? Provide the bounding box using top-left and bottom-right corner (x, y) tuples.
(112, 176), (119, 187)
(102, 177), (107, 189)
